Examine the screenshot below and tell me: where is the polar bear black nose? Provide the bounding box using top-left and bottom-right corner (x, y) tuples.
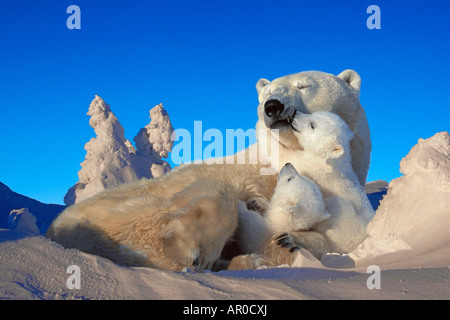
(264, 99), (285, 118)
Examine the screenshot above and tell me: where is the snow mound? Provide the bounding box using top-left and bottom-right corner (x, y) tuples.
(64, 97), (174, 205)
(8, 208), (39, 235)
(350, 132), (450, 268)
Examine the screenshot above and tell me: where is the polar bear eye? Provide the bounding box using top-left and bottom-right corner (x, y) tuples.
(295, 81), (310, 90)
(287, 176), (293, 182)
(310, 121), (315, 130)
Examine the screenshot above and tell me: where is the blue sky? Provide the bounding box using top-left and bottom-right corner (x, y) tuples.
(0, 0), (449, 205)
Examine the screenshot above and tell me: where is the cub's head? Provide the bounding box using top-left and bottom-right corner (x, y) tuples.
(255, 70), (361, 151)
(268, 163), (330, 231)
(291, 111), (354, 161)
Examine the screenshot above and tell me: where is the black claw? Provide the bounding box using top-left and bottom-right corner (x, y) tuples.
(275, 233), (300, 252)
(277, 237), (287, 247)
(276, 233), (288, 240)
(278, 239), (292, 248)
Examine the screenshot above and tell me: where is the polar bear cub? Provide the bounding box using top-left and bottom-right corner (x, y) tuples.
(290, 111), (375, 253)
(238, 163), (330, 254)
(228, 111), (375, 270)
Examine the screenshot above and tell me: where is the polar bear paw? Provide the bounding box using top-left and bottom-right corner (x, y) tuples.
(272, 231), (329, 260)
(275, 233), (301, 252)
(246, 197), (269, 214)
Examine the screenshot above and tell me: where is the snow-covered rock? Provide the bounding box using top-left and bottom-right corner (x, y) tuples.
(64, 97), (174, 205)
(8, 208), (39, 235)
(350, 132), (450, 267)
(0, 182), (64, 234)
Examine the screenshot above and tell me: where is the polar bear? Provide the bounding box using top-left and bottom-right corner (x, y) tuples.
(288, 111), (375, 253)
(254, 69), (371, 186)
(47, 164), (277, 271)
(47, 70), (371, 270)
(228, 112), (374, 270)
(225, 69), (371, 258)
(237, 163), (330, 254)
(226, 163), (330, 270)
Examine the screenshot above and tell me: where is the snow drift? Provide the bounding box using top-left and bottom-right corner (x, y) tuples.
(349, 131), (450, 269)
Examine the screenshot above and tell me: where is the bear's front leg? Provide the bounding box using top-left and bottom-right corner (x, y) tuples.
(272, 231), (329, 260)
(227, 234), (303, 270)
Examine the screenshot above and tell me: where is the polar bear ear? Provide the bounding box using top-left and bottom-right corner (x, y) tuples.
(256, 78), (270, 95)
(337, 70), (361, 96)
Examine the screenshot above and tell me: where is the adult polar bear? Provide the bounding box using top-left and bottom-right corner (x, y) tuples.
(47, 70), (371, 271)
(254, 69), (370, 185)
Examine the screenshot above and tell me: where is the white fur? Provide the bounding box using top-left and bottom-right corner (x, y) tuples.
(291, 111), (375, 253)
(238, 163), (330, 254)
(255, 70), (371, 186)
(47, 70), (372, 270)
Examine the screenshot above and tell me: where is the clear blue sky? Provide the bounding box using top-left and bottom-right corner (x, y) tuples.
(0, 0), (449, 205)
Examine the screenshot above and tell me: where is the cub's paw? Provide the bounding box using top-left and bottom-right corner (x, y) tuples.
(246, 197), (269, 214)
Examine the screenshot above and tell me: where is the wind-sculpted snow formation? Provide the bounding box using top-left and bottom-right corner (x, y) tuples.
(349, 131), (450, 268)
(64, 96), (174, 205)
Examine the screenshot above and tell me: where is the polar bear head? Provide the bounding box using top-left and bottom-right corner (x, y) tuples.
(291, 111), (354, 162)
(255, 70), (370, 186)
(266, 163), (330, 232)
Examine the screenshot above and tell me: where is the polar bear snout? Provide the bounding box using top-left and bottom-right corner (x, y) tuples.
(264, 99), (285, 118)
(278, 163), (298, 180)
(264, 99), (297, 129)
(291, 115), (303, 133)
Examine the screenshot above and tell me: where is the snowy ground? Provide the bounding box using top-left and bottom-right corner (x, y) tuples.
(1, 132), (449, 300)
(0, 228), (448, 300)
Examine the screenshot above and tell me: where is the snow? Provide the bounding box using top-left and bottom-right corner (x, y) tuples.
(136, 103), (174, 159)
(7, 208), (39, 235)
(0, 230), (448, 300)
(64, 97), (174, 205)
(132, 103), (174, 180)
(0, 182), (64, 233)
(1, 132), (449, 299)
(350, 132), (450, 269)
